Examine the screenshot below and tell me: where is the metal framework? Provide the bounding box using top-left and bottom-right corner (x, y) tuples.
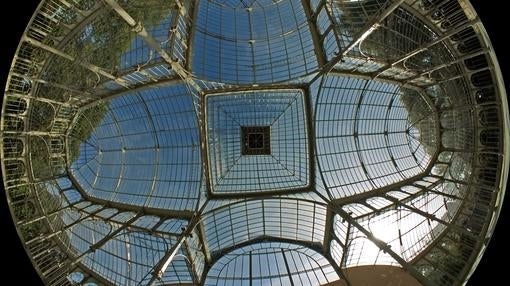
(1, 0), (508, 286)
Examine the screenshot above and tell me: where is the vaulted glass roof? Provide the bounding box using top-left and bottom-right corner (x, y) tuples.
(2, 0), (508, 286)
(206, 89), (310, 194)
(69, 84), (202, 210)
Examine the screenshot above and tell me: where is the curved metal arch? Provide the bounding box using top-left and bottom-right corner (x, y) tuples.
(351, 80), (378, 190)
(382, 90), (408, 180)
(201, 195), (329, 216)
(77, 228), (178, 286)
(1, 1), (509, 286)
(66, 172), (196, 218)
(134, 91), (162, 208)
(203, 236), (342, 285)
(198, 197), (329, 269)
(311, 74), (335, 201)
(314, 74), (441, 204)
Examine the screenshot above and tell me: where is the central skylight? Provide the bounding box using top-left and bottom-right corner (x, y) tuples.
(241, 126), (271, 155)
(205, 89), (310, 195)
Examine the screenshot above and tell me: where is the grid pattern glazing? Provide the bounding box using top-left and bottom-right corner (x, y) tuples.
(202, 198), (327, 253)
(205, 242), (339, 286)
(192, 0), (318, 84)
(69, 84), (202, 211)
(1, 1), (508, 286)
(315, 75), (437, 198)
(206, 90), (309, 194)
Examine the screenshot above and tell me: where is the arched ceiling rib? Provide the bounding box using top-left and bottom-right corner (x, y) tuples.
(1, 1), (508, 286)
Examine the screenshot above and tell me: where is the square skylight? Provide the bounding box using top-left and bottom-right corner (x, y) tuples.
(241, 126), (271, 155)
(205, 89), (310, 195)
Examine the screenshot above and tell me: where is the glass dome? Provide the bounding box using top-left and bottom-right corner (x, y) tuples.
(1, 0), (508, 285)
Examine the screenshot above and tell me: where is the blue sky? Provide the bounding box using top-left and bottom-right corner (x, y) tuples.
(59, 1), (447, 284)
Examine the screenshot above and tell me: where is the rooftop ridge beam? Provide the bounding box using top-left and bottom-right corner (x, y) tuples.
(403, 48), (489, 84)
(144, 202), (208, 286)
(23, 37), (129, 88)
(103, 0), (202, 94)
(25, 205), (108, 245)
(184, 0), (198, 72)
(329, 70), (425, 92)
(320, 208), (349, 285)
(76, 77), (182, 112)
(281, 248), (296, 286)
(182, 239), (200, 285)
(197, 221), (211, 262)
(68, 212), (143, 266)
(422, 66), (492, 89)
(316, 0), (406, 80)
(5, 92), (72, 106)
(65, 204), (187, 237)
(382, 193), (481, 241)
(331, 146), (439, 206)
(346, 179), (460, 221)
(90, 212), (143, 251)
(10, 72), (95, 98)
(372, 18), (480, 79)
(332, 207), (432, 286)
(66, 172), (195, 218)
(17, 200), (81, 227)
(407, 174), (479, 264)
(301, 0), (327, 67)
(2, 131), (68, 137)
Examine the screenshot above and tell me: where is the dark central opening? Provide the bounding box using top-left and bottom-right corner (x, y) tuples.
(248, 133), (264, 149)
(241, 126), (270, 155)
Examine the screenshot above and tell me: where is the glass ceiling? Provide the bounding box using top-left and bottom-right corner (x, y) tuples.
(69, 84), (202, 211)
(1, 0), (508, 286)
(206, 89), (309, 194)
